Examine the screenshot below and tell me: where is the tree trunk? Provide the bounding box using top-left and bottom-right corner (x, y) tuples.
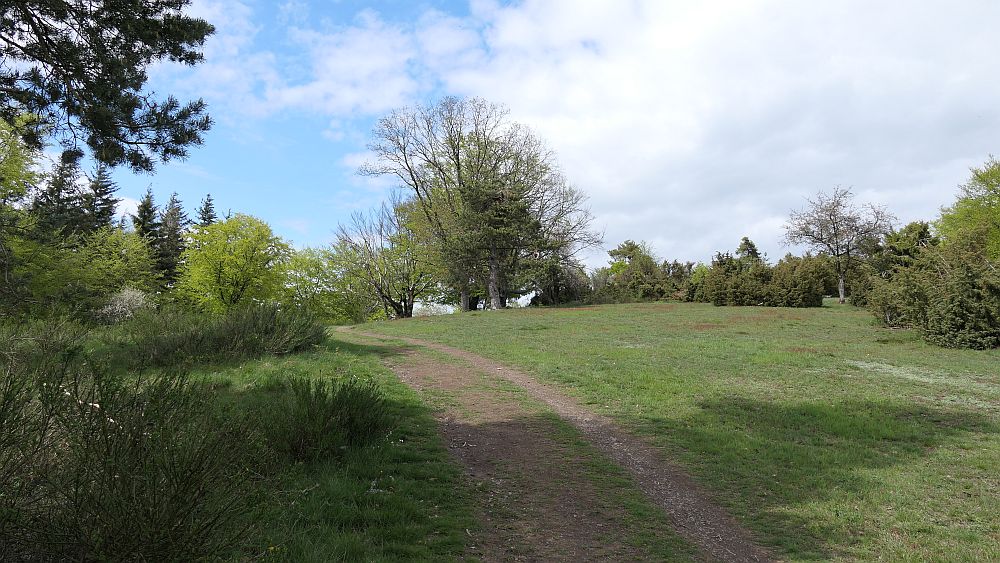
(460, 288), (471, 312)
(487, 254), (505, 309)
(838, 275), (846, 304)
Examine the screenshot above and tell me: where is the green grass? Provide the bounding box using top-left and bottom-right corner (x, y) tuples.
(339, 330), (699, 560)
(190, 336), (476, 562)
(364, 301), (1000, 561)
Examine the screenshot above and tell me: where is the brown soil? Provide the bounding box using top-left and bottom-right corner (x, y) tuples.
(338, 327), (774, 563)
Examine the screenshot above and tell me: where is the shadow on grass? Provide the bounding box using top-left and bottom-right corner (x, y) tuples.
(185, 338), (474, 562)
(631, 397), (997, 559)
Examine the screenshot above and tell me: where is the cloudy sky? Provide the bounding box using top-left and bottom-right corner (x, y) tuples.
(118, 0), (1000, 267)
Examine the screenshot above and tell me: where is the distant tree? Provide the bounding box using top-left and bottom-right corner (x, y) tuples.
(79, 164), (119, 233)
(937, 156), (1000, 261)
(1, 1), (214, 171)
(362, 96), (599, 310)
(176, 214), (290, 312)
(602, 240), (670, 301)
(30, 149), (84, 239)
(131, 188), (159, 241)
(0, 116), (40, 302)
(157, 192), (188, 285)
(280, 247), (379, 323)
(736, 236), (764, 263)
(195, 194), (218, 226)
(784, 187), (894, 303)
(337, 198), (438, 318)
(10, 226), (156, 313)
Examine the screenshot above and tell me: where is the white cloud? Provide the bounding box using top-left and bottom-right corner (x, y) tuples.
(154, 0), (1000, 266)
(116, 197), (140, 222)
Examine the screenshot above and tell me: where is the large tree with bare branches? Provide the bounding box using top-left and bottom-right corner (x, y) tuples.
(785, 187), (894, 303)
(361, 96), (600, 310)
(336, 198), (438, 318)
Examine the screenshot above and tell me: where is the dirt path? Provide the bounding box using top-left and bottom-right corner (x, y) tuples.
(337, 327), (774, 563)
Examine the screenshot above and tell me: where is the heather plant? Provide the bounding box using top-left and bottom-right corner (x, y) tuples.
(0, 324), (260, 561)
(267, 376), (392, 463)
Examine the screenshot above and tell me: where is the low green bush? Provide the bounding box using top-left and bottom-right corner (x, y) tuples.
(866, 243), (1000, 349)
(697, 252), (825, 308)
(923, 262), (1000, 349)
(218, 303), (328, 357)
(268, 377), (392, 463)
(0, 327), (260, 561)
(101, 302), (327, 371)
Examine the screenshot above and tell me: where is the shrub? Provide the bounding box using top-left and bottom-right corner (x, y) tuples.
(95, 287), (151, 323)
(218, 303), (328, 357)
(697, 251), (824, 308)
(769, 255), (826, 308)
(868, 242), (1000, 349)
(268, 377), (392, 463)
(0, 326), (259, 561)
(103, 303), (327, 371)
(923, 261), (1000, 349)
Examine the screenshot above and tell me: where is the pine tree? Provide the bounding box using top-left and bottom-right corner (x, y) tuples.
(31, 149), (85, 241)
(157, 192), (189, 286)
(196, 193), (218, 226)
(132, 187), (159, 241)
(80, 164), (120, 233)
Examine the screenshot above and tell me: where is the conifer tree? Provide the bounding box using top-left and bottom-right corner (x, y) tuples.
(80, 164), (119, 232)
(196, 193), (218, 226)
(132, 187), (159, 241)
(157, 192), (188, 285)
(31, 149), (84, 240)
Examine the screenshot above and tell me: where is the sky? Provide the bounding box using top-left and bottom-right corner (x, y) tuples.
(112, 0), (1000, 268)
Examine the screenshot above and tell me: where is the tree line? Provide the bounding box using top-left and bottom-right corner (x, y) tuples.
(569, 159), (999, 350)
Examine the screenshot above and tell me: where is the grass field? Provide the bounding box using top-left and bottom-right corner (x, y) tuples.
(190, 338), (477, 561)
(365, 300), (1000, 561)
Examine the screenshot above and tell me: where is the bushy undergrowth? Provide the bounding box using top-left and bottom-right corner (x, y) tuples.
(0, 316), (394, 560)
(0, 325), (259, 561)
(692, 253), (828, 308)
(100, 302), (327, 371)
(865, 244), (1000, 349)
(267, 377), (392, 463)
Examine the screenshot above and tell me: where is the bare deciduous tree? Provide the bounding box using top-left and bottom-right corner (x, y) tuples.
(784, 187), (894, 303)
(361, 96), (600, 310)
(336, 198), (437, 318)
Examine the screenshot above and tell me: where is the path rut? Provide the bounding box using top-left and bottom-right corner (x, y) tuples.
(338, 327), (774, 563)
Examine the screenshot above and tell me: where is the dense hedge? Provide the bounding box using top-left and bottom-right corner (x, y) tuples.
(690, 253), (828, 308)
(868, 244), (1000, 349)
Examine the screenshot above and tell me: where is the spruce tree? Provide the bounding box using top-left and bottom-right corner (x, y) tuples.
(132, 187), (159, 241)
(80, 164), (120, 232)
(157, 192), (188, 285)
(31, 149), (85, 240)
(196, 193), (218, 226)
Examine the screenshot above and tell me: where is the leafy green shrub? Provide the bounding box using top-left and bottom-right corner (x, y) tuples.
(218, 303), (328, 356)
(104, 303), (327, 370)
(268, 377), (392, 463)
(697, 250), (824, 308)
(868, 241), (1000, 349)
(923, 262), (1000, 349)
(0, 326), (260, 561)
(769, 255), (826, 308)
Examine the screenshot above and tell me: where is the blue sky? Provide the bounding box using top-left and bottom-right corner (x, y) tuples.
(110, 0), (1000, 267)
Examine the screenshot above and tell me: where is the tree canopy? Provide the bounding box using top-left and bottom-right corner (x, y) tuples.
(785, 187), (894, 303)
(362, 96), (599, 310)
(937, 156), (1000, 260)
(176, 214), (290, 312)
(1, 0), (214, 171)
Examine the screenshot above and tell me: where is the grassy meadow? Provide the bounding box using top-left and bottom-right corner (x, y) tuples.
(365, 300), (1000, 561)
(0, 315), (476, 561)
(189, 337), (477, 561)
